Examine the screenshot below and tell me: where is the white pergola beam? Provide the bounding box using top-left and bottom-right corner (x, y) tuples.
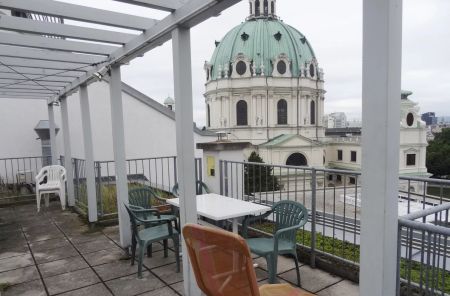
(59, 0), (241, 99)
(172, 27), (201, 296)
(0, 85), (62, 91)
(60, 96), (75, 207)
(0, 80), (69, 87)
(0, 0), (157, 31)
(47, 103), (58, 165)
(113, 0), (184, 12)
(0, 57), (91, 72)
(0, 67), (85, 78)
(0, 95), (47, 99)
(360, 0), (402, 295)
(109, 65), (131, 247)
(79, 84), (98, 223)
(0, 32), (116, 55)
(0, 45), (105, 65)
(0, 90), (52, 96)
(0, 15), (136, 45)
(0, 89), (56, 95)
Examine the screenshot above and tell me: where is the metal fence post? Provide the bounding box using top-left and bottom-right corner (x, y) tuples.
(310, 168), (317, 268)
(219, 160), (223, 195)
(224, 161), (229, 197)
(73, 158), (79, 203)
(96, 162), (103, 217)
(173, 156), (178, 184)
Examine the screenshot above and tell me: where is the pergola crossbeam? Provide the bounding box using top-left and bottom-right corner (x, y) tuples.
(0, 0), (157, 31)
(0, 95), (48, 100)
(59, 0), (241, 100)
(0, 85), (62, 91)
(0, 57), (91, 72)
(0, 32), (117, 55)
(113, 0), (184, 12)
(0, 67), (89, 78)
(0, 15), (137, 45)
(0, 46), (105, 65)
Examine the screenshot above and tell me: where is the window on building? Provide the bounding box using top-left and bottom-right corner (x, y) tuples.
(236, 61), (247, 76)
(263, 0), (268, 16)
(337, 175), (342, 182)
(236, 100), (248, 126)
(351, 151), (357, 162)
(286, 153), (308, 166)
(255, 0), (260, 16)
(337, 150), (343, 161)
(277, 99), (287, 124)
(249, 2), (252, 15)
(309, 64), (315, 77)
(207, 104), (211, 127)
(277, 60), (286, 74)
(349, 177), (356, 185)
(406, 154), (416, 166)
(310, 100), (316, 125)
(406, 113), (414, 127)
(328, 174), (333, 181)
(271, 1), (275, 14)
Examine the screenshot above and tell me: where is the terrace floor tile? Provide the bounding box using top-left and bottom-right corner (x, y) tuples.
(58, 283), (113, 296)
(0, 265), (40, 285)
(105, 271), (165, 296)
(0, 253), (34, 273)
(44, 267), (100, 295)
(93, 260), (139, 281)
(38, 255), (89, 278)
(1, 279), (46, 296)
(279, 264), (342, 293)
(317, 279), (359, 296)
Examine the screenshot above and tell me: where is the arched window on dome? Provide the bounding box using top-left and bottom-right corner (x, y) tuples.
(207, 104), (211, 127)
(286, 153), (308, 166)
(310, 100), (316, 125)
(250, 2), (252, 15)
(263, 0), (268, 16)
(277, 99), (287, 125)
(236, 100), (248, 126)
(255, 0), (260, 17)
(271, 1), (275, 15)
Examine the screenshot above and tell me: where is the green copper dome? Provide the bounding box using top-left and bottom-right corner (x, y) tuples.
(209, 18), (316, 80)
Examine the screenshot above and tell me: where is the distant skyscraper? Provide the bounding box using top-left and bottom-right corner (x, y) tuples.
(421, 112), (437, 126)
(325, 112), (347, 128)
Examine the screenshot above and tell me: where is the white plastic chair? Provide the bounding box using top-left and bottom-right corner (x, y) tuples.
(35, 165), (67, 212)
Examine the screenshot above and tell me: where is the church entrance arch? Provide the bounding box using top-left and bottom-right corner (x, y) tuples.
(286, 153), (308, 166)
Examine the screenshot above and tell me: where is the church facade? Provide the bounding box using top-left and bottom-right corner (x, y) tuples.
(203, 0), (428, 178)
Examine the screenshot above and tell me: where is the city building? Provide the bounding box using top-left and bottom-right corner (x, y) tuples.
(203, 1), (428, 178)
(421, 112), (437, 126)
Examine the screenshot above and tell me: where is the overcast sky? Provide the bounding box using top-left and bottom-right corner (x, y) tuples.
(62, 0), (450, 127)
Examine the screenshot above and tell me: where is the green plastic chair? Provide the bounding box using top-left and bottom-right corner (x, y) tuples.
(171, 180), (210, 197)
(242, 200), (308, 286)
(124, 204), (180, 278)
(128, 187), (178, 257)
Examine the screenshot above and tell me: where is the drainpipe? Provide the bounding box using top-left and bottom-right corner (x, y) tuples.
(266, 76), (269, 141)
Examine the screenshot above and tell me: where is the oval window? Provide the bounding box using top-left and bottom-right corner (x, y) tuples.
(309, 64), (315, 77)
(277, 61), (286, 75)
(406, 113), (414, 126)
(236, 61), (247, 75)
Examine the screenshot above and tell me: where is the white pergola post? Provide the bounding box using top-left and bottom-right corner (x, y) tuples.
(172, 27), (200, 296)
(60, 96), (75, 207)
(360, 0), (402, 295)
(79, 84), (98, 223)
(47, 103), (58, 165)
(109, 65), (131, 248)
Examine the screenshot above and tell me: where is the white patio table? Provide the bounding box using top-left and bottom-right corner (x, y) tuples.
(166, 193), (271, 233)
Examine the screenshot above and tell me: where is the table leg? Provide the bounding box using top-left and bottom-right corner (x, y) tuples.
(232, 218), (238, 234)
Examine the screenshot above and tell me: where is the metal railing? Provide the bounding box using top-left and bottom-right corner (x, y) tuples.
(0, 156), (53, 205)
(219, 160), (450, 283)
(398, 202), (450, 296)
(71, 156), (202, 218)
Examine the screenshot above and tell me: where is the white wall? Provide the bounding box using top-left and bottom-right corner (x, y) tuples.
(0, 81), (214, 163)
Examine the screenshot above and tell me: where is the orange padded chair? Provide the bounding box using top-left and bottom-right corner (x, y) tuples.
(183, 224), (315, 296)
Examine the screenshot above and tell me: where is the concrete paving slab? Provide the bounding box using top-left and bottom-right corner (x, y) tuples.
(0, 253), (34, 273)
(317, 279), (359, 296)
(279, 264), (342, 293)
(169, 282), (184, 295)
(93, 260), (139, 281)
(38, 256), (89, 278)
(29, 237), (71, 253)
(105, 271), (165, 296)
(44, 267), (100, 295)
(25, 230), (64, 242)
(1, 279), (46, 296)
(253, 254), (303, 273)
(139, 286), (179, 296)
(68, 232), (106, 245)
(142, 250), (177, 269)
(0, 266), (40, 285)
(152, 262), (183, 284)
(0, 249), (30, 260)
(83, 247), (126, 266)
(75, 237), (117, 254)
(58, 283), (113, 296)
(33, 244), (78, 264)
